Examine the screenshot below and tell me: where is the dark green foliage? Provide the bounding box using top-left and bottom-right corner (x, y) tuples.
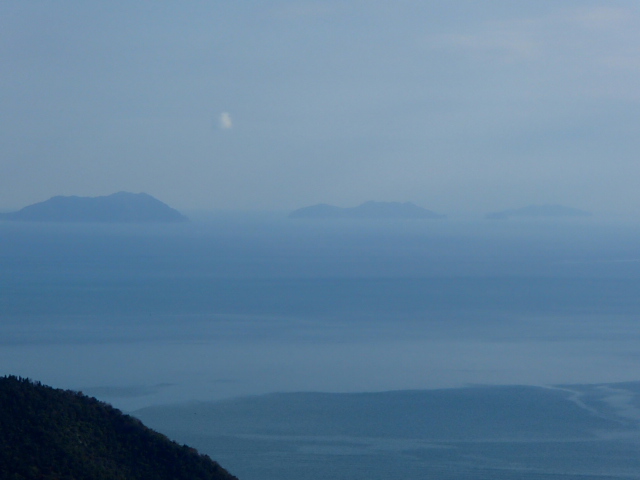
(0, 375), (238, 480)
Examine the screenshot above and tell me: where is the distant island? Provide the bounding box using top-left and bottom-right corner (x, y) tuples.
(0, 375), (237, 480)
(0, 192), (187, 223)
(486, 204), (593, 220)
(290, 201), (445, 219)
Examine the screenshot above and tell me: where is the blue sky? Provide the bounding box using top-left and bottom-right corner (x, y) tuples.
(2, 1), (640, 216)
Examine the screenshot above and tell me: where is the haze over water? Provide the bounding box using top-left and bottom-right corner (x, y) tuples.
(4, 2), (640, 478)
(2, 215), (640, 411)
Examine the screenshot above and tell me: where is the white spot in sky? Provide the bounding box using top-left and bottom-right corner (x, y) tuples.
(219, 112), (233, 129)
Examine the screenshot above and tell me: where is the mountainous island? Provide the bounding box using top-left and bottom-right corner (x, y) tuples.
(0, 375), (237, 480)
(0, 192), (187, 223)
(485, 204), (593, 220)
(290, 201), (445, 219)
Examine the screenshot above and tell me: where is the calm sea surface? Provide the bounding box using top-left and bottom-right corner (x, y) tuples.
(2, 215), (640, 408)
(2, 215), (640, 478)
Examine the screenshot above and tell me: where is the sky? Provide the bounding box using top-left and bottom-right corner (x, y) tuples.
(2, 1), (640, 216)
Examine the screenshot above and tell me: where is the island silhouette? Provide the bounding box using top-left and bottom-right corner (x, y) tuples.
(290, 201), (445, 219)
(0, 192), (187, 223)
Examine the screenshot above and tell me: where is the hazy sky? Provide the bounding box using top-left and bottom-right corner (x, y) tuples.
(2, 1), (640, 215)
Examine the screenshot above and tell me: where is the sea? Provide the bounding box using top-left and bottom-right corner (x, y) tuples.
(2, 213), (640, 479)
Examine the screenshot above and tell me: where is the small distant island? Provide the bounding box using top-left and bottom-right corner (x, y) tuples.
(0, 375), (237, 480)
(485, 205), (593, 220)
(290, 201), (445, 220)
(0, 192), (187, 223)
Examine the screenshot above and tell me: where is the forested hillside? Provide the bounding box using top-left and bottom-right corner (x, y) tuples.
(0, 376), (237, 480)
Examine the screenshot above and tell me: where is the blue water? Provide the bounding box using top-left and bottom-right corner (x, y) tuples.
(136, 384), (640, 480)
(3, 215), (640, 478)
(2, 215), (640, 410)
